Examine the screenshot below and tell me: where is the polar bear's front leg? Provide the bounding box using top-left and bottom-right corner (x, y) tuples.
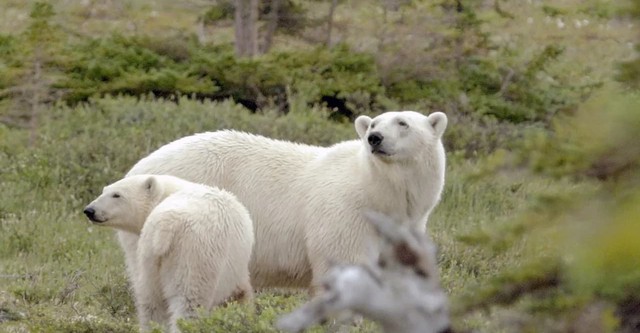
(136, 297), (169, 332)
(135, 251), (169, 331)
(117, 231), (140, 283)
(306, 224), (374, 296)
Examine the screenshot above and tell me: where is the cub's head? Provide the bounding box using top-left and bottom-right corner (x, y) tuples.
(83, 175), (161, 233)
(355, 111), (447, 162)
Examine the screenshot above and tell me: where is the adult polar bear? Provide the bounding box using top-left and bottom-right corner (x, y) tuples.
(123, 111), (447, 291)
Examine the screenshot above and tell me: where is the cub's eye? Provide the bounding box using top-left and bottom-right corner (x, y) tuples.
(398, 120), (408, 127)
(112, 193), (121, 198)
(370, 123), (376, 129)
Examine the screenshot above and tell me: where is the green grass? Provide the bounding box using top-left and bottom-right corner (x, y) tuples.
(0, 96), (593, 332)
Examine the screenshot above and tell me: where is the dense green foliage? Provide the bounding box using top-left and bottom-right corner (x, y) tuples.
(452, 86), (640, 332)
(0, 0), (595, 126)
(616, 1), (640, 89)
(380, 3), (588, 123)
(60, 36), (380, 114)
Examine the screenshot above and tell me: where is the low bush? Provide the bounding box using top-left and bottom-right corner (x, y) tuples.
(2, 1), (590, 130)
(53, 36), (384, 118)
(452, 85), (640, 331)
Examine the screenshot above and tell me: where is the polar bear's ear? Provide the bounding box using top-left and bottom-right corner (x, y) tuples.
(143, 176), (157, 193)
(355, 115), (372, 139)
(427, 112), (447, 139)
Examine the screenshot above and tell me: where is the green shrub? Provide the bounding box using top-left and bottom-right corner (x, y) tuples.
(453, 85), (640, 331)
(2, 1), (590, 130)
(441, 112), (529, 158)
(374, 3), (587, 130)
(189, 43), (384, 116)
(0, 34), (23, 90)
(541, 5), (567, 17)
(58, 35), (218, 103)
(517, 85), (640, 180)
(52, 35), (384, 117)
(617, 44), (640, 90)
(200, 2), (235, 24)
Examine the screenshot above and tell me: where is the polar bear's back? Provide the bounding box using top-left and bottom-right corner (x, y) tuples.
(127, 130), (322, 184)
(139, 186), (254, 305)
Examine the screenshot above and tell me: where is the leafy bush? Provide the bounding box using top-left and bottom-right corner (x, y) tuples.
(383, 36), (585, 123)
(2, 1), (592, 131)
(52, 35), (384, 117)
(59, 35), (219, 103)
(1, 3), (384, 117)
(454, 85), (640, 331)
(370, 1), (597, 131)
(200, 2), (235, 24)
(0, 34), (22, 90)
(616, 0), (640, 89)
(518, 85), (640, 180)
(442, 112), (531, 158)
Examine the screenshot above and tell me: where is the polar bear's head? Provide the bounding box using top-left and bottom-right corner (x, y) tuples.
(83, 175), (164, 233)
(355, 111), (447, 161)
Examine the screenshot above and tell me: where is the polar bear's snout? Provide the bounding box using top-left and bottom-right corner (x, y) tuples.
(368, 132), (384, 147)
(83, 206), (96, 220)
(368, 132), (390, 155)
(83, 205), (105, 223)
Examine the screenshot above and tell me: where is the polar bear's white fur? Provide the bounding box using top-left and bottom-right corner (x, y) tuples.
(84, 175), (254, 332)
(124, 111), (447, 292)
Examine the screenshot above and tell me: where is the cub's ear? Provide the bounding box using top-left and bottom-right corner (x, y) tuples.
(143, 176), (157, 193)
(427, 112), (447, 139)
(355, 115), (372, 139)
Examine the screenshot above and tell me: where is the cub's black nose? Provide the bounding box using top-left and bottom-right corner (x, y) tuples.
(83, 207), (95, 219)
(368, 132), (384, 147)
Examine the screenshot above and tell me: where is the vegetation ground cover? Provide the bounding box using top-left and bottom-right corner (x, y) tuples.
(1, 0), (639, 332)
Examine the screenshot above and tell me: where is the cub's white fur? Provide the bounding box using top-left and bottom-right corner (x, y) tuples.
(84, 175), (254, 332)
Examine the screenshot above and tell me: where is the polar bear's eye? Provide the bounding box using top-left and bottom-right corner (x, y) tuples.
(398, 120), (408, 127)
(370, 122), (376, 129)
(112, 193), (121, 198)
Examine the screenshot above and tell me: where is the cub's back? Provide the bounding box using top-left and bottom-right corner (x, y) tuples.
(141, 186), (254, 259)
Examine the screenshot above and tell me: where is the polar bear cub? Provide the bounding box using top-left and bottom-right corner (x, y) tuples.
(83, 175), (254, 333)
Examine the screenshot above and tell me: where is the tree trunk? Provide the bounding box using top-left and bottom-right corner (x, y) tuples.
(234, 0), (259, 57)
(260, 0), (281, 53)
(325, 0), (338, 47)
(29, 49), (42, 147)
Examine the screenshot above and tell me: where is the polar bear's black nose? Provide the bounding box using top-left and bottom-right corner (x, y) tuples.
(83, 207), (96, 219)
(368, 132), (384, 147)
